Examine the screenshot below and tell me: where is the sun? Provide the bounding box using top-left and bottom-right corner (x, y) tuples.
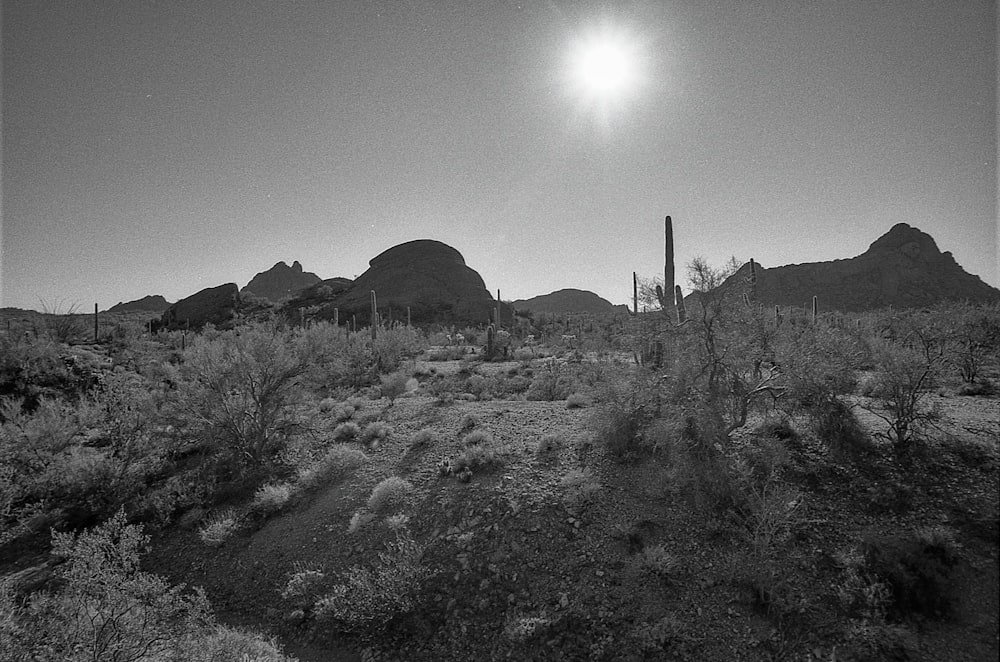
(565, 24), (643, 106)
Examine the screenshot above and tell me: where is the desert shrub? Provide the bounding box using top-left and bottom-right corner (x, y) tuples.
(591, 373), (660, 461)
(5, 510), (212, 661)
(452, 443), (502, 474)
(628, 614), (693, 657)
(281, 565), (326, 607)
(535, 433), (562, 459)
(409, 428), (436, 448)
(525, 361), (574, 401)
(313, 532), (429, 632)
(198, 509), (239, 546)
(372, 326), (423, 374)
(461, 429), (490, 446)
(250, 482), (293, 516)
(560, 469), (601, 514)
(861, 527), (962, 620)
(458, 413), (478, 432)
(367, 477), (414, 515)
(175, 625), (296, 662)
(565, 392), (589, 409)
(299, 445), (367, 490)
(333, 421), (360, 442)
(938, 302), (1000, 384)
(954, 379), (995, 396)
(380, 370), (411, 404)
(348, 510), (376, 534)
(179, 323), (307, 474)
(385, 513), (410, 531)
(809, 396), (873, 460)
(1, 510), (296, 662)
(360, 421), (392, 447)
(333, 403), (356, 421)
(857, 340), (941, 454)
(631, 543), (680, 582)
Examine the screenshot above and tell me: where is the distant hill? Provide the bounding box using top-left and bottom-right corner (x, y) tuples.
(513, 289), (625, 315)
(106, 295), (171, 314)
(160, 283), (240, 330)
(702, 223), (1000, 312)
(242, 261), (321, 302)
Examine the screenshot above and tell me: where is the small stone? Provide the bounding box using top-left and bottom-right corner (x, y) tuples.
(559, 593), (569, 608)
(595, 570), (605, 577)
(447, 598), (457, 611)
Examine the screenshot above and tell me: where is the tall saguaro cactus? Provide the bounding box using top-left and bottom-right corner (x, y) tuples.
(370, 290), (379, 341)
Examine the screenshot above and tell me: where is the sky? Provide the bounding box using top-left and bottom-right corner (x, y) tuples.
(2, 0), (997, 311)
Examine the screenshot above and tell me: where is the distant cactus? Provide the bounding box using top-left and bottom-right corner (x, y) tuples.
(371, 290), (379, 340)
(812, 296), (818, 325)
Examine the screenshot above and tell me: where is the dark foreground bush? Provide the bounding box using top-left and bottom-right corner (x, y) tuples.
(810, 396), (873, 461)
(862, 527), (962, 620)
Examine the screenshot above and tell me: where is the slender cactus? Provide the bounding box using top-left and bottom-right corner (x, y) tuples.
(675, 285), (686, 324)
(371, 291), (378, 340)
(812, 296), (818, 325)
(631, 272), (638, 316)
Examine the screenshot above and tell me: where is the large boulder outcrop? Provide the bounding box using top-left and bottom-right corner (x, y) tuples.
(160, 283), (240, 330)
(704, 224), (1000, 312)
(242, 261), (321, 302)
(328, 240), (501, 326)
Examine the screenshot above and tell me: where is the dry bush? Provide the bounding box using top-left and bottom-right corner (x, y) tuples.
(198, 509), (239, 546)
(367, 477), (414, 515)
(333, 421), (360, 442)
(380, 370), (411, 404)
(360, 421), (392, 447)
(298, 445), (367, 489)
(250, 482), (293, 516)
(313, 532), (429, 633)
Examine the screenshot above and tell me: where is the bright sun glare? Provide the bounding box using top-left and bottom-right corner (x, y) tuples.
(566, 25), (642, 108)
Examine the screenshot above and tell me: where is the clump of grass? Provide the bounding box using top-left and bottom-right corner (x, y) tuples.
(631, 543), (680, 581)
(331, 403), (356, 422)
(298, 445), (367, 489)
(536, 433), (562, 460)
(458, 413), (477, 431)
(360, 421), (393, 447)
(453, 444), (501, 474)
(250, 482), (293, 516)
(409, 428), (436, 448)
(367, 477), (414, 515)
(333, 421), (360, 442)
(198, 509), (239, 547)
(348, 510), (375, 534)
(566, 392), (589, 409)
(346, 395), (366, 409)
(385, 513), (410, 531)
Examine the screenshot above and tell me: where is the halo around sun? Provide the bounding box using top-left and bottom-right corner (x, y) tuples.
(564, 23), (644, 120)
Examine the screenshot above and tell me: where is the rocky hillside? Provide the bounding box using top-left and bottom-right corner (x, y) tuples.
(159, 283), (240, 330)
(513, 289), (625, 315)
(294, 240), (504, 326)
(105, 295), (171, 314)
(711, 223), (1000, 312)
(242, 261), (321, 302)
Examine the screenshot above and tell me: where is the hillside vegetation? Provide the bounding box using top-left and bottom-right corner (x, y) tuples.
(0, 289), (997, 661)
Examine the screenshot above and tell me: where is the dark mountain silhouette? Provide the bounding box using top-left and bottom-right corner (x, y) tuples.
(513, 289), (625, 315)
(105, 295), (171, 314)
(705, 223), (1000, 312)
(286, 240), (504, 326)
(160, 283), (240, 330)
(242, 261), (321, 302)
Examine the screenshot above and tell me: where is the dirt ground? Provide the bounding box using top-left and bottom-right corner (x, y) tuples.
(142, 361), (999, 662)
